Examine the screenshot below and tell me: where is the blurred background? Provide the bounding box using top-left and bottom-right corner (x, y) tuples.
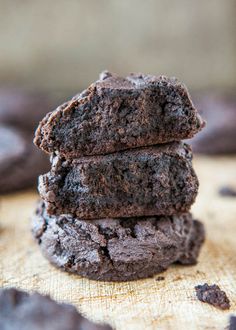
(0, 0), (236, 193)
(1, 0), (236, 93)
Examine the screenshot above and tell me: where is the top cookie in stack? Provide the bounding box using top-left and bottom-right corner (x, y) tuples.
(33, 72), (205, 281)
(35, 71), (204, 158)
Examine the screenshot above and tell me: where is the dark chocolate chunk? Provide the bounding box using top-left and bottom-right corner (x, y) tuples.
(39, 142), (198, 219)
(32, 201), (205, 282)
(34, 72), (204, 158)
(0, 125), (49, 194)
(195, 283), (230, 310)
(0, 288), (112, 330)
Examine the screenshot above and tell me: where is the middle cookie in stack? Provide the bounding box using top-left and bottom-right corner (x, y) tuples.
(33, 72), (205, 281)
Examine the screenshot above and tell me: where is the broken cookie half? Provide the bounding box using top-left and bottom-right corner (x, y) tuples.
(34, 71), (205, 158)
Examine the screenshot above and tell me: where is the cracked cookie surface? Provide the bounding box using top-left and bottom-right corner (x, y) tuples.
(32, 201), (205, 282)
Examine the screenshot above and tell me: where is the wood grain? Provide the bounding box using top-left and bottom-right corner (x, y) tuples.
(0, 156), (236, 330)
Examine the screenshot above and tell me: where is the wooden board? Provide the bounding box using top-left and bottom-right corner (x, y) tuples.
(0, 156), (236, 330)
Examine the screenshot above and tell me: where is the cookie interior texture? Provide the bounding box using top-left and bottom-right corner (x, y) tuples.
(34, 72), (204, 158)
(0, 288), (112, 330)
(38, 142), (198, 219)
(32, 201), (205, 282)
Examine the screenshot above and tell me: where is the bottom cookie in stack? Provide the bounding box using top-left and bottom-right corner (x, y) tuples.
(32, 201), (205, 282)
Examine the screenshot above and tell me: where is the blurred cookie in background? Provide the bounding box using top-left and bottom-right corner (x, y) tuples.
(0, 288), (113, 330)
(0, 125), (49, 194)
(0, 88), (65, 133)
(0, 88), (66, 194)
(189, 93), (236, 154)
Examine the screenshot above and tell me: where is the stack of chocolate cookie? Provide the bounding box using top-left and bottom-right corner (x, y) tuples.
(33, 72), (205, 282)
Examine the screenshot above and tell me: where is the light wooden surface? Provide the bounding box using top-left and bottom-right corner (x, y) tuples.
(0, 156), (236, 330)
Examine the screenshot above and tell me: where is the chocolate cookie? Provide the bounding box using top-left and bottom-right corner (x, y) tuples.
(190, 94), (236, 154)
(0, 125), (49, 194)
(34, 71), (204, 158)
(32, 201), (205, 282)
(0, 88), (61, 132)
(39, 142), (198, 219)
(0, 89), (62, 193)
(0, 288), (112, 330)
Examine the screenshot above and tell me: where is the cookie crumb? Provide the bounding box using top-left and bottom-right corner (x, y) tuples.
(156, 276), (165, 281)
(219, 186), (236, 197)
(196, 270), (205, 275)
(195, 283), (230, 310)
